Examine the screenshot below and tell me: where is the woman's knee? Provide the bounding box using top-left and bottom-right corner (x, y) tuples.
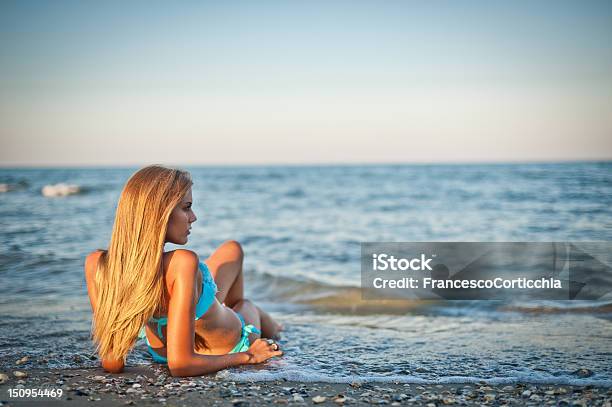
(232, 298), (254, 311)
(219, 240), (244, 262)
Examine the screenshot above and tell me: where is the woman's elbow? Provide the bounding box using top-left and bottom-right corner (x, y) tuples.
(168, 356), (193, 377)
(101, 358), (125, 374)
(169, 365), (193, 377)
(168, 367), (188, 377)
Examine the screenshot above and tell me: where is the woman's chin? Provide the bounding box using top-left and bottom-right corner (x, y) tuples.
(165, 237), (188, 245)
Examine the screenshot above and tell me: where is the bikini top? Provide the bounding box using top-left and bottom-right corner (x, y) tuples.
(193, 261), (218, 319)
(138, 261), (218, 340)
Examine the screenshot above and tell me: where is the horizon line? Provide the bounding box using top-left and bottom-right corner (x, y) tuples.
(1, 157), (611, 170)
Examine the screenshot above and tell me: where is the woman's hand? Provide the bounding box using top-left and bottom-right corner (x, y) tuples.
(245, 338), (283, 364)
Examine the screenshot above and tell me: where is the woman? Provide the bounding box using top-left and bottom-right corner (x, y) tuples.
(85, 165), (283, 377)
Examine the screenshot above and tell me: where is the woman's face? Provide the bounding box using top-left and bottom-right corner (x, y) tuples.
(166, 188), (197, 245)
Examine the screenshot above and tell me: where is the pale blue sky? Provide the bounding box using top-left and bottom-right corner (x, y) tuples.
(1, 0), (611, 166)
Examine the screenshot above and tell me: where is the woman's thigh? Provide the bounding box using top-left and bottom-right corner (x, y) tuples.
(204, 240), (244, 304)
(232, 299), (261, 341)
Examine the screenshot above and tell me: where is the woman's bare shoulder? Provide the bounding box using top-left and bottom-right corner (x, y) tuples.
(163, 249), (200, 286)
(84, 250), (105, 278)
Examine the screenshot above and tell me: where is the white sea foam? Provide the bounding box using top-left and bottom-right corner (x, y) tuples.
(217, 369), (612, 387)
(41, 183), (81, 197)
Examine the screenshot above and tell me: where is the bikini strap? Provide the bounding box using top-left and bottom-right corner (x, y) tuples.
(243, 324), (261, 335)
(149, 316), (168, 339)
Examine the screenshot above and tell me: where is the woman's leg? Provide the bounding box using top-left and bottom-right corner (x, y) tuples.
(256, 304), (283, 340)
(206, 240), (283, 338)
(231, 300), (282, 340)
(231, 299), (261, 340)
(205, 240), (245, 308)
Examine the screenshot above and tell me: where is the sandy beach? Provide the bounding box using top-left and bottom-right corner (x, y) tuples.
(1, 365), (611, 406)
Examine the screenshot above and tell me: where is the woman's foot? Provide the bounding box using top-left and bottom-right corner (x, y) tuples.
(269, 320), (284, 340)
(258, 306), (283, 340)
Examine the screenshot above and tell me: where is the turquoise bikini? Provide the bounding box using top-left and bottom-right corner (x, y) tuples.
(137, 261), (260, 364)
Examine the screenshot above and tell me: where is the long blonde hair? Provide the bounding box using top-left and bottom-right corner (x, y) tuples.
(91, 165), (192, 362)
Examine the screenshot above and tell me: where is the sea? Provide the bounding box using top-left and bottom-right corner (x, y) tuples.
(1, 162), (611, 386)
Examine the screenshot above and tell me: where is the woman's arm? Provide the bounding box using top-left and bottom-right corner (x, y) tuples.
(165, 250), (255, 376)
(84, 251), (126, 373)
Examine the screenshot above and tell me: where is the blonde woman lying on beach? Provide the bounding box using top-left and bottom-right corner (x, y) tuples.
(85, 165), (283, 377)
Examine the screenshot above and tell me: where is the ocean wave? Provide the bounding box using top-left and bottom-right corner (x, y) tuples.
(501, 299), (612, 314)
(41, 183), (82, 197)
(0, 180), (29, 193)
(246, 270), (612, 315)
(246, 270), (431, 315)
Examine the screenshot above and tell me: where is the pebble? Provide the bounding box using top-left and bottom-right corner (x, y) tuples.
(0, 373), (8, 384)
(15, 356), (29, 365)
(333, 395), (347, 404)
(292, 394), (304, 402)
(484, 393), (496, 402)
(557, 387), (568, 394)
(522, 390), (532, 397)
(393, 394), (407, 402)
(13, 371), (27, 379)
(312, 396), (327, 404)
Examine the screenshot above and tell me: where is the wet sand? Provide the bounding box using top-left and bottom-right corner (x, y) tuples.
(1, 365), (611, 406)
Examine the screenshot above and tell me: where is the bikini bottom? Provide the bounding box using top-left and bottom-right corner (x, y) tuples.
(144, 312), (260, 364)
